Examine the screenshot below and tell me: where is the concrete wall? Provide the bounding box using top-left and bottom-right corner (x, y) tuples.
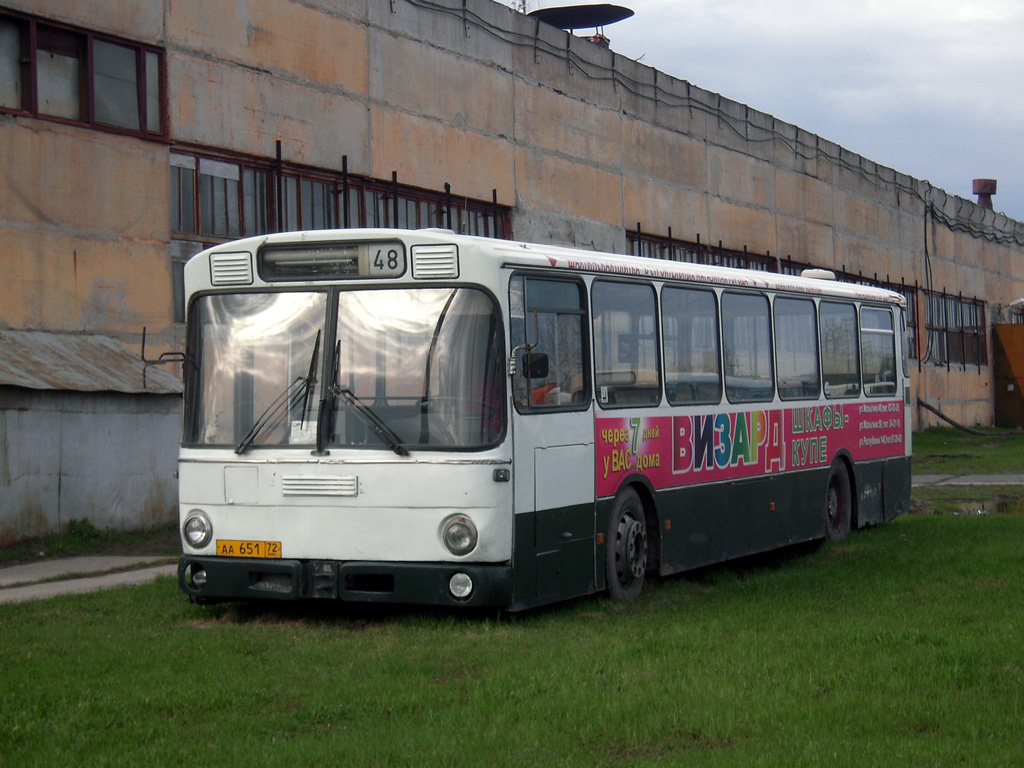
(4, 0), (1024, 440)
(0, 389), (180, 544)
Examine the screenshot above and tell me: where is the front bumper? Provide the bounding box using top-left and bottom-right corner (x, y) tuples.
(178, 556), (513, 608)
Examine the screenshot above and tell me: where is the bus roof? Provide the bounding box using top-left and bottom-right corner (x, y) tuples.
(483, 237), (905, 307)
(193, 228), (907, 308)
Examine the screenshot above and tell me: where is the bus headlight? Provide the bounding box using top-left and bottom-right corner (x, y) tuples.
(183, 511), (213, 549)
(441, 514), (478, 556)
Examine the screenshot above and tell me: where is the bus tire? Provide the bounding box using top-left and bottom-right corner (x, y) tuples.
(606, 488), (648, 600)
(824, 462), (853, 542)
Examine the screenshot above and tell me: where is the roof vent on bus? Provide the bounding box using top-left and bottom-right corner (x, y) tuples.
(210, 252), (254, 286)
(412, 244), (459, 279)
(800, 268), (836, 281)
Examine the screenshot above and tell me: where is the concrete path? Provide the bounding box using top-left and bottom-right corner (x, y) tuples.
(0, 556), (176, 605)
(911, 474), (1024, 488)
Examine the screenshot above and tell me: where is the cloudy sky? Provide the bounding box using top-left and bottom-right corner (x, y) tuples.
(520, 0), (1024, 222)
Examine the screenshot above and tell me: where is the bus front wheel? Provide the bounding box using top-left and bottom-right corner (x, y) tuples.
(824, 462), (853, 542)
(606, 488), (648, 600)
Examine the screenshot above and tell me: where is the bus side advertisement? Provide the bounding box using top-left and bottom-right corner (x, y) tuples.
(596, 400), (905, 497)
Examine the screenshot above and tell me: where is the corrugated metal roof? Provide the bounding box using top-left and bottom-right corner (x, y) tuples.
(0, 330), (183, 395)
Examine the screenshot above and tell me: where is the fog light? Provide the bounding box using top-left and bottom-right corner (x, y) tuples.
(190, 566), (207, 588)
(449, 572), (473, 600)
(441, 514), (478, 556)
(183, 511), (212, 549)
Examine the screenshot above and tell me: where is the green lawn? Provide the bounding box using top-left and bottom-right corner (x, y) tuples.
(3, 425), (1022, 765)
(911, 426), (1024, 514)
(3, 511), (1023, 767)
(912, 426), (1024, 475)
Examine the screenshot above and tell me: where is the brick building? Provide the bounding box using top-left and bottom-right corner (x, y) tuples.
(2, 0), (1023, 537)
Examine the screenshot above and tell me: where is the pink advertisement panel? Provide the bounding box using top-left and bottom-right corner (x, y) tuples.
(596, 400), (906, 497)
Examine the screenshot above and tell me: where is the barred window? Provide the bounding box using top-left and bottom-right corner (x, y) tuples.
(924, 291), (986, 368)
(628, 232), (774, 271)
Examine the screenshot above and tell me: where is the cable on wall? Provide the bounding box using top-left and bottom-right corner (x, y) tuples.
(398, 0), (1024, 249)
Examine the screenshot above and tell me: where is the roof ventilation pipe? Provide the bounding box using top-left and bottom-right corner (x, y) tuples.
(973, 178), (997, 209)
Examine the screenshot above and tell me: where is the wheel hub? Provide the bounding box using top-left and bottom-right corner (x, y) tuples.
(617, 514), (647, 581)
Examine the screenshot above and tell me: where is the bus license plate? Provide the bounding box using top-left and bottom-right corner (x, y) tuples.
(215, 540), (282, 558)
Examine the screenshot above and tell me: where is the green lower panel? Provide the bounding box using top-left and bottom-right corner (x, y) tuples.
(652, 467), (830, 575)
(512, 504), (596, 612)
(882, 455), (912, 521)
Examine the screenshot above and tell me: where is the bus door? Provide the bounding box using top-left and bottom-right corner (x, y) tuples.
(508, 273), (595, 609)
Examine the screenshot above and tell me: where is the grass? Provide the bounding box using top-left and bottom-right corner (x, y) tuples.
(2, 426), (1022, 765)
(0, 520), (179, 567)
(912, 426), (1024, 475)
(911, 426), (1024, 515)
(2, 512), (1024, 766)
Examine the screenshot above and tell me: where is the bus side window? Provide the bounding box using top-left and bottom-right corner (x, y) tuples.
(861, 307), (897, 396)
(722, 292), (774, 403)
(662, 286), (721, 404)
(774, 297), (820, 401)
(820, 301), (860, 398)
(592, 280), (661, 407)
(509, 275), (588, 410)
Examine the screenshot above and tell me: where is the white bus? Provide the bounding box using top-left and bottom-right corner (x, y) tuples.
(177, 229), (911, 611)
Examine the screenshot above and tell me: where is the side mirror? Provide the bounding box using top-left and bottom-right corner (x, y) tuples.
(521, 351), (549, 379)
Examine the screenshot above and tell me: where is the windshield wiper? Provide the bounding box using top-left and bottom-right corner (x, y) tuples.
(299, 330), (321, 426)
(332, 386), (409, 457)
(235, 331), (321, 455)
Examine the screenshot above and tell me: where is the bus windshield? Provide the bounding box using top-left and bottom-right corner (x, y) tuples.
(184, 287), (504, 451)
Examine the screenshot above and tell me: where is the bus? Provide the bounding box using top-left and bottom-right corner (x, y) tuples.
(177, 228), (911, 611)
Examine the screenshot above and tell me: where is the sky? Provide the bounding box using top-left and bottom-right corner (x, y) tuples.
(517, 0), (1024, 222)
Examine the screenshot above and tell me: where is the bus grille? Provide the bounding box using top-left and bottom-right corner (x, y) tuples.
(412, 244), (459, 278)
(210, 252), (254, 285)
(281, 475), (358, 497)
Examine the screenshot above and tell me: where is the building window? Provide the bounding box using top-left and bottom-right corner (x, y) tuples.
(243, 168), (269, 237)
(171, 240), (204, 324)
(925, 291), (986, 368)
(171, 150), (512, 245)
(0, 17), (27, 110)
(36, 24), (86, 120)
(0, 11), (164, 138)
(94, 39), (140, 129)
(170, 154), (197, 234)
(281, 176), (336, 231)
(199, 158), (241, 239)
(172, 153), (272, 239)
(628, 231), (774, 271)
(895, 285), (919, 359)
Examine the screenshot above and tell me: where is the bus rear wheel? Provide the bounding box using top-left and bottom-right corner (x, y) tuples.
(824, 462), (853, 542)
(606, 488), (648, 600)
